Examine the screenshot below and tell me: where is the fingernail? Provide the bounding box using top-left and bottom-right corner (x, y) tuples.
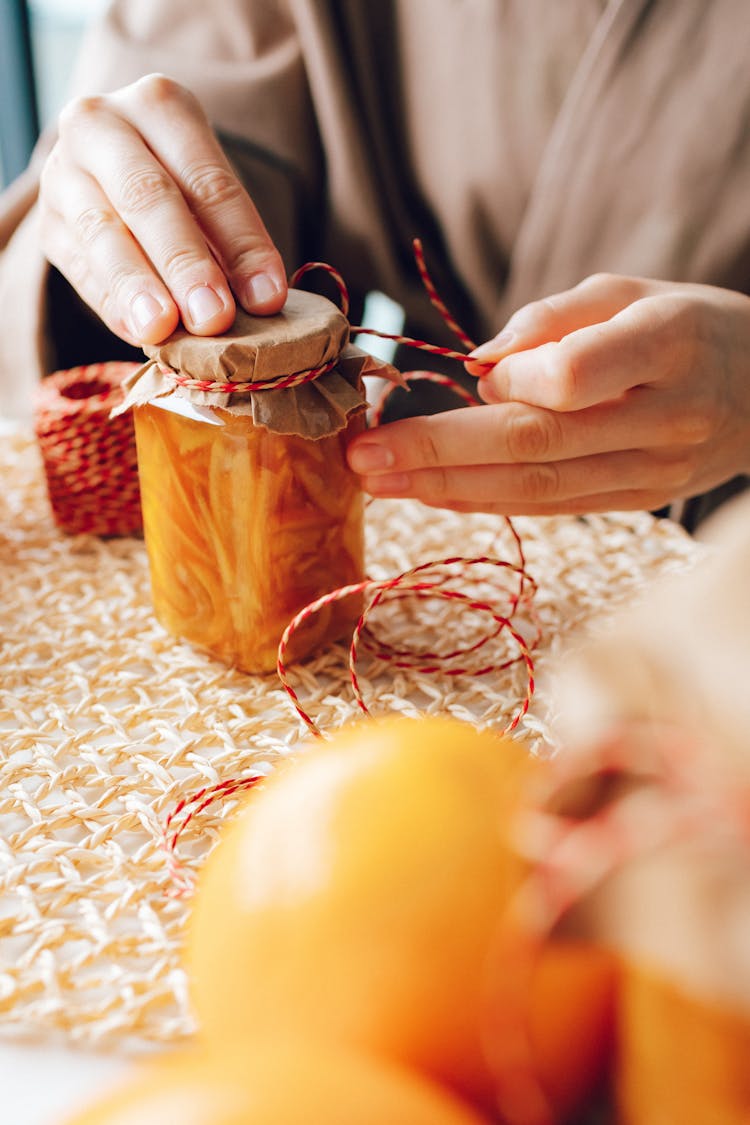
(187, 284), (225, 327)
(478, 379), (501, 404)
(365, 472), (411, 495)
(469, 331), (514, 361)
(131, 291), (163, 334)
(349, 441), (395, 473)
(244, 272), (283, 309)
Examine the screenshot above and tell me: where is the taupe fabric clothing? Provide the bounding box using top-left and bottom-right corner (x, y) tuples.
(0, 0), (749, 515)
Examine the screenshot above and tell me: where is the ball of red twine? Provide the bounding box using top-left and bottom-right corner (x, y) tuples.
(33, 362), (143, 537)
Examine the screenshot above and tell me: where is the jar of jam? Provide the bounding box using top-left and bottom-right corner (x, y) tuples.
(117, 291), (382, 673)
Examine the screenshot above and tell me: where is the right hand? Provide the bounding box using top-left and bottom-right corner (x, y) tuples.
(39, 73), (288, 346)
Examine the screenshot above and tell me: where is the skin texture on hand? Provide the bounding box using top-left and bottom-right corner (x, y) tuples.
(38, 74), (288, 346)
(348, 274), (750, 515)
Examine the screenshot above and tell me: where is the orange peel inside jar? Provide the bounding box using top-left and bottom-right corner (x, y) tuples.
(116, 291), (398, 673)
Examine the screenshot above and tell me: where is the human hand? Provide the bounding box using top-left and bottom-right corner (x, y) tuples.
(39, 74), (287, 346)
(348, 275), (750, 515)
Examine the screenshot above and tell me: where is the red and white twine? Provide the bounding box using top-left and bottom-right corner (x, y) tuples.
(156, 241), (492, 396)
(155, 355), (341, 395)
(162, 239), (537, 889)
(33, 362), (143, 538)
(277, 554), (538, 739)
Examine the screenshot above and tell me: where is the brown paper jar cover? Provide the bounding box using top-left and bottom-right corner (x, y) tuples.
(117, 290), (377, 439)
(126, 291), (394, 673)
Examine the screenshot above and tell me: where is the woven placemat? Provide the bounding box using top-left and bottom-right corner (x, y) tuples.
(0, 429), (700, 1051)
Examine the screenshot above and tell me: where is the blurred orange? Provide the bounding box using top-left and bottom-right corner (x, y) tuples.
(616, 962), (750, 1125)
(528, 941), (617, 1120)
(481, 928), (618, 1124)
(185, 716), (616, 1119)
(62, 1039), (491, 1125)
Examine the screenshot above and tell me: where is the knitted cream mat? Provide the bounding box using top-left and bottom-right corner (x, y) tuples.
(0, 429), (699, 1050)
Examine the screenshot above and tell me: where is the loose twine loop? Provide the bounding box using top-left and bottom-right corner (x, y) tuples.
(162, 239), (537, 890)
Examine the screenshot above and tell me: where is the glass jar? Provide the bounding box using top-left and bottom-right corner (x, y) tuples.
(120, 292), (376, 673)
(133, 398), (364, 673)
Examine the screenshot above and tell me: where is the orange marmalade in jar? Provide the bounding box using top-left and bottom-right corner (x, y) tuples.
(117, 291), (384, 673)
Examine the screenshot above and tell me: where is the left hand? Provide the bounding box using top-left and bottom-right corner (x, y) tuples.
(347, 274), (750, 515)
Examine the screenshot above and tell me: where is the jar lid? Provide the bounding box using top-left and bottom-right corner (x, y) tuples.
(142, 289), (349, 385)
(114, 289), (400, 439)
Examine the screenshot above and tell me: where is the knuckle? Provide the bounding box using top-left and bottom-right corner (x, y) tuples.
(673, 406), (714, 446)
(118, 165), (175, 214)
(132, 73), (196, 110)
(182, 161), (243, 210)
(224, 243), (278, 279)
(519, 462), (560, 503)
(550, 341), (586, 409)
(506, 407), (559, 461)
(57, 94), (105, 133)
(662, 455), (695, 491)
(74, 205), (122, 247)
(578, 271), (630, 294)
(577, 272), (647, 303)
(508, 297), (555, 332)
(416, 427), (441, 468)
(424, 466), (450, 501)
(578, 271), (618, 291)
(160, 243), (213, 282)
(102, 262), (139, 303)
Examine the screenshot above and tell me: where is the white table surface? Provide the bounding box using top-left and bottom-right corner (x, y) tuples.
(0, 1042), (131, 1124)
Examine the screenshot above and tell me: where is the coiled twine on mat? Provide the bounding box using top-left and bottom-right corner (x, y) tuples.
(33, 361), (142, 537)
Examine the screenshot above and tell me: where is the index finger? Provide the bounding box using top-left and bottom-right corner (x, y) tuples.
(113, 75), (287, 314)
(480, 296), (689, 411)
(347, 387), (695, 477)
